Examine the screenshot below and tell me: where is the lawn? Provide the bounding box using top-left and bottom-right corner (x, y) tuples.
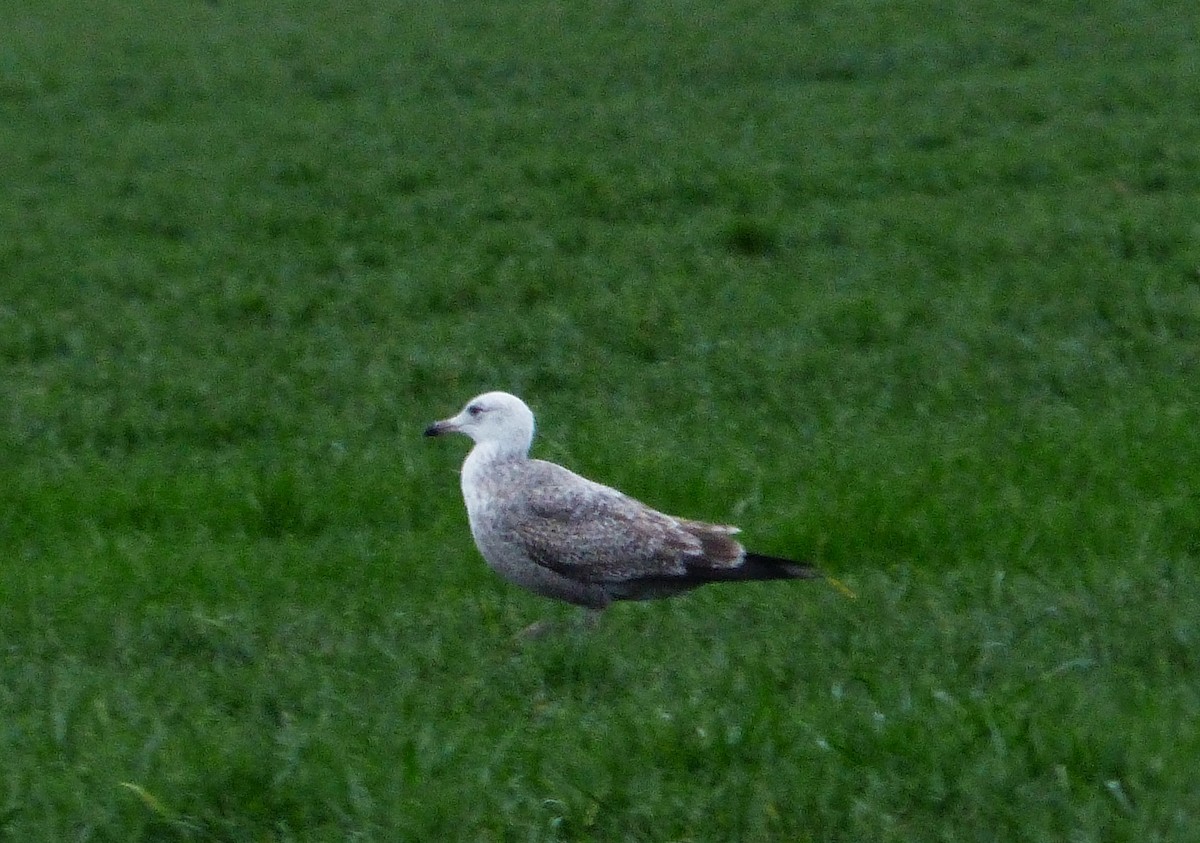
(2, 0), (1199, 840)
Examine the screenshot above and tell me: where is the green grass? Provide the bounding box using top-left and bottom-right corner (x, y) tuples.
(3, 0), (1200, 839)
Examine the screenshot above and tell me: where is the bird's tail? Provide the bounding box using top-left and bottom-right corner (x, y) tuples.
(717, 552), (824, 582)
(711, 553), (857, 598)
(611, 554), (825, 602)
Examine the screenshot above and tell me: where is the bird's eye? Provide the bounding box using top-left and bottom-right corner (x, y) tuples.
(467, 404), (483, 417)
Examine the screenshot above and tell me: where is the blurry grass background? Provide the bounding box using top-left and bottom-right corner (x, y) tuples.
(2, 0), (1199, 840)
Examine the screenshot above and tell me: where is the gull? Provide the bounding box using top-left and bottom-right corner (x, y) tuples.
(423, 391), (822, 612)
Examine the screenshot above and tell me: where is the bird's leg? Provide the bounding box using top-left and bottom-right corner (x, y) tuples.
(516, 607), (602, 640)
(575, 607), (603, 631)
(516, 619), (557, 640)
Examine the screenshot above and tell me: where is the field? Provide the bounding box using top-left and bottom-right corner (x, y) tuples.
(3, 0), (1199, 839)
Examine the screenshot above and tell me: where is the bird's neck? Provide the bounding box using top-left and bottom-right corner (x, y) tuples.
(461, 441), (526, 517)
(462, 440), (524, 478)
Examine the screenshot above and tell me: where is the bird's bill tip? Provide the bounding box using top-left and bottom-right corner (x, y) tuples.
(423, 420), (455, 437)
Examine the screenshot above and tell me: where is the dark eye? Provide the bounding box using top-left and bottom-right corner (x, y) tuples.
(467, 404), (483, 417)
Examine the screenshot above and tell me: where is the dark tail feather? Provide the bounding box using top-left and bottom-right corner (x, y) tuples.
(711, 552), (823, 582)
(609, 553), (823, 602)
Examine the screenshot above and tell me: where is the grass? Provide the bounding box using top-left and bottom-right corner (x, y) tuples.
(2, 0), (1199, 839)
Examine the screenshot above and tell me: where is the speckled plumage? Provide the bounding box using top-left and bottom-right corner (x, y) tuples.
(424, 391), (821, 609)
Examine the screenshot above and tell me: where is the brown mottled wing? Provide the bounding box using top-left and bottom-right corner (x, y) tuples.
(502, 460), (703, 583)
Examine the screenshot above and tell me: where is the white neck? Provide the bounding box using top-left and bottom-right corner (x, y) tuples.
(460, 440), (524, 518)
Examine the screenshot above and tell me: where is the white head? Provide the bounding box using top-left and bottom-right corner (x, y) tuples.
(423, 391), (536, 457)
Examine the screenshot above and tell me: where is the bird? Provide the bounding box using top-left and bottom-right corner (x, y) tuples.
(423, 391), (823, 612)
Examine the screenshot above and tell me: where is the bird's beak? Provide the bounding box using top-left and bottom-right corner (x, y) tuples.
(423, 417), (458, 437)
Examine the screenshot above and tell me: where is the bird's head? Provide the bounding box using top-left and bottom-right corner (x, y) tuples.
(423, 391), (536, 456)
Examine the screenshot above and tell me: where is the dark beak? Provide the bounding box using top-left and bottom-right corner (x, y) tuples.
(423, 420), (451, 437)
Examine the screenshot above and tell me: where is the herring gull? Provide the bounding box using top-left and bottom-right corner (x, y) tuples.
(424, 391), (822, 610)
